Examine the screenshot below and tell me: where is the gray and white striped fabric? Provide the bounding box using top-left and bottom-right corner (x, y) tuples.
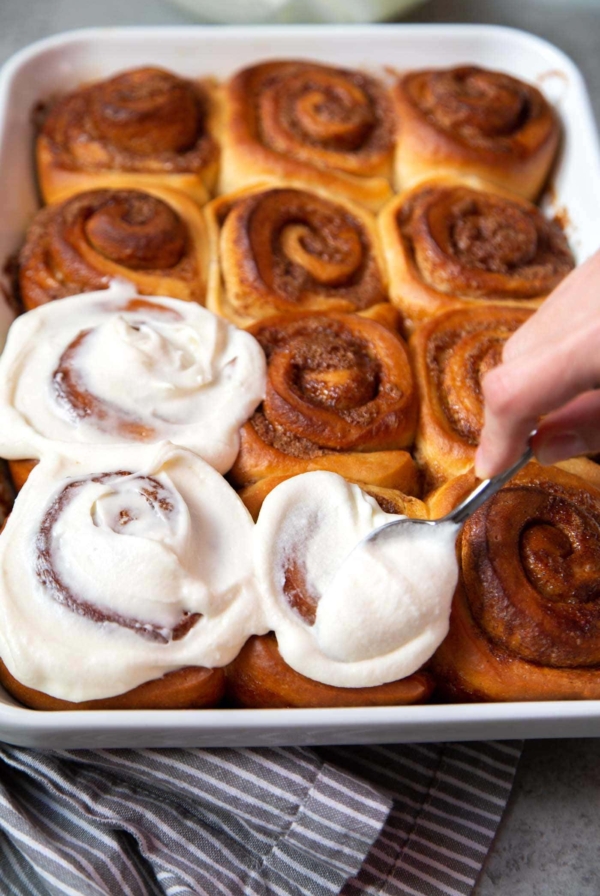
(0, 741), (521, 896)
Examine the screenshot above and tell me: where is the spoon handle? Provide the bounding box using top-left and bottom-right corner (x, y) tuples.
(442, 445), (535, 526)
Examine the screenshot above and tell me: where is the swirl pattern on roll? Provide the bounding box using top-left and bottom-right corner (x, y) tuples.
(222, 61), (395, 209)
(229, 309), (417, 487)
(380, 181), (574, 326)
(394, 66), (560, 200)
(430, 462), (600, 701)
(251, 471), (443, 692)
(0, 281), (266, 474)
(19, 187), (209, 309)
(207, 186), (388, 326)
(0, 444), (265, 704)
(411, 306), (532, 485)
(38, 67), (218, 202)
(404, 66), (554, 151)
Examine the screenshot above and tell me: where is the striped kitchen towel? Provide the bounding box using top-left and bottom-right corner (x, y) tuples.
(0, 740), (521, 896)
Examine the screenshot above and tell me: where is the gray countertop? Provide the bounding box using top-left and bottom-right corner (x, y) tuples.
(1, 1), (599, 893)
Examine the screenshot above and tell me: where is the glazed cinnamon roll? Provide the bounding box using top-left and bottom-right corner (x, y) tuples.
(394, 66), (560, 200)
(429, 460), (600, 702)
(221, 61), (395, 210)
(37, 67), (219, 205)
(205, 184), (389, 327)
(18, 186), (209, 310)
(228, 307), (418, 490)
(411, 306), (532, 487)
(227, 472), (437, 707)
(0, 282), (266, 477)
(379, 179), (574, 329)
(0, 443), (266, 709)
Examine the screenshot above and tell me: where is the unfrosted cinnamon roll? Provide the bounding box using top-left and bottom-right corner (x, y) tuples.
(37, 67), (219, 205)
(411, 306), (532, 487)
(0, 282), (266, 477)
(227, 472), (436, 707)
(221, 61), (395, 210)
(18, 186), (209, 310)
(379, 179), (574, 329)
(429, 460), (600, 701)
(228, 307), (418, 490)
(205, 184), (389, 327)
(394, 66), (560, 200)
(0, 443), (266, 709)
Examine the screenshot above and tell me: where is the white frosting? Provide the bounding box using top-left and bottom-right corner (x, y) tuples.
(0, 280), (266, 473)
(0, 443), (268, 701)
(254, 471), (459, 688)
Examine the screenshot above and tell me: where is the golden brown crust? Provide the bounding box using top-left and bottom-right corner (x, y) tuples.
(221, 61), (395, 210)
(205, 183), (389, 327)
(19, 186), (209, 309)
(226, 633), (433, 708)
(0, 659), (225, 710)
(37, 67), (220, 205)
(394, 66), (560, 200)
(410, 306), (532, 488)
(8, 459), (36, 492)
(429, 460), (600, 701)
(228, 309), (418, 488)
(379, 178), (574, 330)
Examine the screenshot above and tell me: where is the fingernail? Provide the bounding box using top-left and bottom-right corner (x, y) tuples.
(536, 431), (587, 465)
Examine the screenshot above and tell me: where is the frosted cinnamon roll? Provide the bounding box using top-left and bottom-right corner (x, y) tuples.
(411, 306), (532, 487)
(379, 179), (574, 329)
(0, 443), (265, 708)
(230, 471), (456, 706)
(221, 61), (395, 210)
(205, 184), (388, 327)
(18, 186), (209, 310)
(239, 474), (426, 522)
(429, 460), (600, 702)
(394, 66), (560, 200)
(37, 67), (219, 205)
(0, 281), (266, 478)
(229, 307), (418, 490)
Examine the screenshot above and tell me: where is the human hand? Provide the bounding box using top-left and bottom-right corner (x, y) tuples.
(475, 248), (600, 478)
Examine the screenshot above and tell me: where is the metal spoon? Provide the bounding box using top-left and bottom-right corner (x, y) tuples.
(361, 442), (535, 547)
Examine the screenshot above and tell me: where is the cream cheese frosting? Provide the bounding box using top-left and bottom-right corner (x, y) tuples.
(254, 471), (459, 688)
(0, 280), (266, 473)
(0, 442), (268, 701)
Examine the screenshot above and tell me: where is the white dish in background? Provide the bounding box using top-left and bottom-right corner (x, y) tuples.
(0, 24), (599, 748)
(166, 0), (428, 25)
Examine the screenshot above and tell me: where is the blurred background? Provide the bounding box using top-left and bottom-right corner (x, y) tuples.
(0, 1), (599, 895)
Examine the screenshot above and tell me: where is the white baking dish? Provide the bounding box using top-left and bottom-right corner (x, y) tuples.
(0, 24), (599, 748)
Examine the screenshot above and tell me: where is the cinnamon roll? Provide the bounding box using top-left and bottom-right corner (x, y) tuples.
(411, 306), (532, 488)
(227, 471), (437, 707)
(394, 66), (560, 200)
(18, 186), (209, 310)
(221, 61), (395, 210)
(205, 184), (389, 327)
(0, 281), (266, 476)
(228, 308), (418, 490)
(239, 474), (426, 522)
(379, 179), (574, 329)
(37, 67), (219, 205)
(429, 460), (600, 701)
(0, 443), (266, 709)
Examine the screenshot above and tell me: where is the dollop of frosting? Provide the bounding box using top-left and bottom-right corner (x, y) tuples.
(0, 280), (266, 472)
(254, 471), (459, 688)
(0, 443), (267, 701)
